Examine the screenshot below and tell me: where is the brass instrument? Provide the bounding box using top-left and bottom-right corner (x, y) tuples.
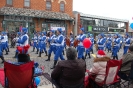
(65, 38), (71, 47)
(73, 39), (80, 47)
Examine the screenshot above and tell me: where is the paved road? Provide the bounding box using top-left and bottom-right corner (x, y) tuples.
(0, 46), (132, 88)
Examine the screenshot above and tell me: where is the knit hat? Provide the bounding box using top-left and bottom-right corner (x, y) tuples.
(97, 50), (106, 58)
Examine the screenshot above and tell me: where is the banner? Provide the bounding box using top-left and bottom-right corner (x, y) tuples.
(50, 27), (65, 31)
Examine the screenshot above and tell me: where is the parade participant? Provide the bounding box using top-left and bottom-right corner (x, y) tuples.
(38, 32), (47, 57)
(36, 32), (40, 54)
(77, 27), (86, 60)
(97, 33), (106, 50)
(17, 28), (29, 54)
(13, 32), (21, 58)
(32, 33), (38, 52)
(112, 34), (120, 60)
(45, 30), (56, 61)
(51, 28), (65, 69)
(85, 33), (91, 59)
(70, 32), (74, 47)
(90, 34), (94, 54)
(106, 34), (112, 52)
(123, 33), (131, 55)
(5, 32), (9, 52)
(1, 32), (8, 55)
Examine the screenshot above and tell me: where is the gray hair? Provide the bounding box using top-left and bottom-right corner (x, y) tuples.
(66, 48), (77, 60)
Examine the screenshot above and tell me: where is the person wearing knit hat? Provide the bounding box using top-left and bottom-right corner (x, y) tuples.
(112, 33), (120, 60)
(45, 30), (56, 61)
(123, 33), (131, 55)
(51, 28), (65, 69)
(97, 33), (106, 50)
(89, 50), (110, 83)
(106, 34), (112, 53)
(77, 27), (86, 60)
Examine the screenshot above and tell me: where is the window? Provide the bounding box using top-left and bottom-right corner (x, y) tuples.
(60, 1), (65, 12)
(46, 0), (52, 10)
(24, 0), (30, 7)
(6, 0), (12, 5)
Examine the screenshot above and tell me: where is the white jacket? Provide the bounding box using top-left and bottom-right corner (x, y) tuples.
(90, 57), (110, 83)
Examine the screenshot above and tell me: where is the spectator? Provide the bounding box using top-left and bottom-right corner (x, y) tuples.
(118, 45), (133, 80)
(89, 50), (110, 83)
(51, 47), (86, 88)
(18, 54), (30, 63)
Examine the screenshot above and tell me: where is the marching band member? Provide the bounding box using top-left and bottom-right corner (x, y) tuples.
(1, 32), (8, 55)
(17, 28), (29, 54)
(36, 32), (40, 54)
(85, 33), (91, 59)
(106, 34), (112, 52)
(38, 32), (47, 57)
(51, 28), (65, 69)
(45, 30), (56, 61)
(5, 32), (9, 52)
(13, 32), (21, 58)
(97, 33), (106, 50)
(77, 27), (86, 60)
(112, 34), (120, 60)
(70, 32), (74, 47)
(123, 33), (130, 55)
(90, 34), (94, 54)
(32, 33), (38, 52)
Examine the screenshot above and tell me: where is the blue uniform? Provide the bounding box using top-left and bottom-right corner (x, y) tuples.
(97, 38), (105, 50)
(77, 34), (86, 59)
(32, 34), (38, 51)
(123, 38), (130, 55)
(1, 32), (8, 55)
(112, 37), (120, 60)
(106, 37), (112, 52)
(54, 34), (65, 61)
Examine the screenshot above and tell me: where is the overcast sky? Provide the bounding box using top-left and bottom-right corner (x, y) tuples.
(73, 0), (133, 23)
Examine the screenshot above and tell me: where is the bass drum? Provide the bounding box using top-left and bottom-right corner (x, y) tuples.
(66, 38), (70, 47)
(73, 40), (80, 47)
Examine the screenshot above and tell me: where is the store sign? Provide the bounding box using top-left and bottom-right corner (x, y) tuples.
(92, 26), (108, 32)
(109, 28), (124, 32)
(51, 27), (65, 31)
(4, 15), (33, 22)
(45, 19), (65, 24)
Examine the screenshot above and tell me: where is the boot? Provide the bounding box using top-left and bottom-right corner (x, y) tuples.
(38, 52), (41, 57)
(82, 56), (85, 61)
(45, 54), (51, 61)
(32, 47), (35, 52)
(91, 49), (94, 54)
(36, 49), (39, 54)
(113, 56), (116, 60)
(116, 55), (118, 60)
(45, 51), (48, 56)
(62, 50), (65, 55)
(85, 53), (87, 59)
(8, 48), (10, 52)
(51, 60), (57, 69)
(13, 52), (18, 58)
(5, 50), (8, 55)
(88, 53), (91, 58)
(0, 56), (5, 63)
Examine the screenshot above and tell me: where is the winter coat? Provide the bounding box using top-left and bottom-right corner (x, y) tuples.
(90, 56), (110, 83)
(121, 51), (133, 74)
(51, 59), (86, 86)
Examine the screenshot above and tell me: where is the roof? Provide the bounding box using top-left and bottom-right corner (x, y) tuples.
(0, 7), (74, 21)
(74, 11), (128, 22)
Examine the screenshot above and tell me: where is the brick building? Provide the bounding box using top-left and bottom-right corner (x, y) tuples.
(0, 0), (74, 38)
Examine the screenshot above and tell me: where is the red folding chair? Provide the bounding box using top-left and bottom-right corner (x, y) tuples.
(4, 61), (37, 88)
(88, 59), (122, 88)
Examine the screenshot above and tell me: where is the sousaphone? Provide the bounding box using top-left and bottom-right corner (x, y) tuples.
(73, 39), (80, 47)
(65, 38), (71, 47)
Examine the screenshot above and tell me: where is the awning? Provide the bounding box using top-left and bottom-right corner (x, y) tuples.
(0, 7), (74, 21)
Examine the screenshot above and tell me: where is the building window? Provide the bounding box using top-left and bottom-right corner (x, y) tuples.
(24, 0), (30, 7)
(60, 1), (65, 12)
(46, 0), (52, 10)
(6, 0), (13, 5)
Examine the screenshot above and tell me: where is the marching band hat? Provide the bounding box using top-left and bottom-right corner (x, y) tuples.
(80, 27), (85, 32)
(57, 28), (62, 33)
(22, 28), (28, 33)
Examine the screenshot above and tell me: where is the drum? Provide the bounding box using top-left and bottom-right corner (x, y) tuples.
(73, 40), (80, 47)
(66, 38), (70, 47)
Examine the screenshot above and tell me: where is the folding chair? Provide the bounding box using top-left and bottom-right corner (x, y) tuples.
(120, 60), (133, 88)
(4, 61), (37, 88)
(88, 60), (122, 88)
